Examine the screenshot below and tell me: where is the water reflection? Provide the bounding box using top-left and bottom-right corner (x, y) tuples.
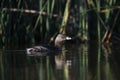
(0, 43), (120, 80)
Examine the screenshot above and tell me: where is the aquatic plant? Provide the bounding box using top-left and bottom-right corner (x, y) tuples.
(0, 0), (120, 47)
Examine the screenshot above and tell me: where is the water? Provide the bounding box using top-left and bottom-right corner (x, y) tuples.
(0, 43), (120, 80)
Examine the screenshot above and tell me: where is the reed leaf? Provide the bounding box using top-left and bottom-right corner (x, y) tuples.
(60, 0), (70, 33)
(17, 0), (21, 8)
(50, 0), (55, 18)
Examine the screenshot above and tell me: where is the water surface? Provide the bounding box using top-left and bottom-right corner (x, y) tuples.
(0, 43), (120, 80)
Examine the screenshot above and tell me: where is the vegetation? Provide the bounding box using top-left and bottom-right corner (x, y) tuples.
(0, 1), (120, 80)
(0, 0), (120, 47)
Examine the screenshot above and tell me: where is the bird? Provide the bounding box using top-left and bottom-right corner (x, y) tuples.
(26, 34), (71, 56)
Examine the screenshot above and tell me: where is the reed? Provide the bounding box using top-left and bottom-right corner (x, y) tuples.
(0, 0), (120, 46)
(101, 0), (117, 44)
(79, 0), (88, 41)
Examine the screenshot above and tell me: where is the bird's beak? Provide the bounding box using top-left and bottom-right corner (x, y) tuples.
(26, 48), (33, 54)
(65, 36), (72, 40)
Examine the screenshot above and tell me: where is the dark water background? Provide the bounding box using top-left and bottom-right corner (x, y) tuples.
(0, 43), (120, 80)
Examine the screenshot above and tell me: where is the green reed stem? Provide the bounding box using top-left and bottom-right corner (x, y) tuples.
(50, 0), (55, 18)
(61, 0), (70, 26)
(46, 0), (50, 38)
